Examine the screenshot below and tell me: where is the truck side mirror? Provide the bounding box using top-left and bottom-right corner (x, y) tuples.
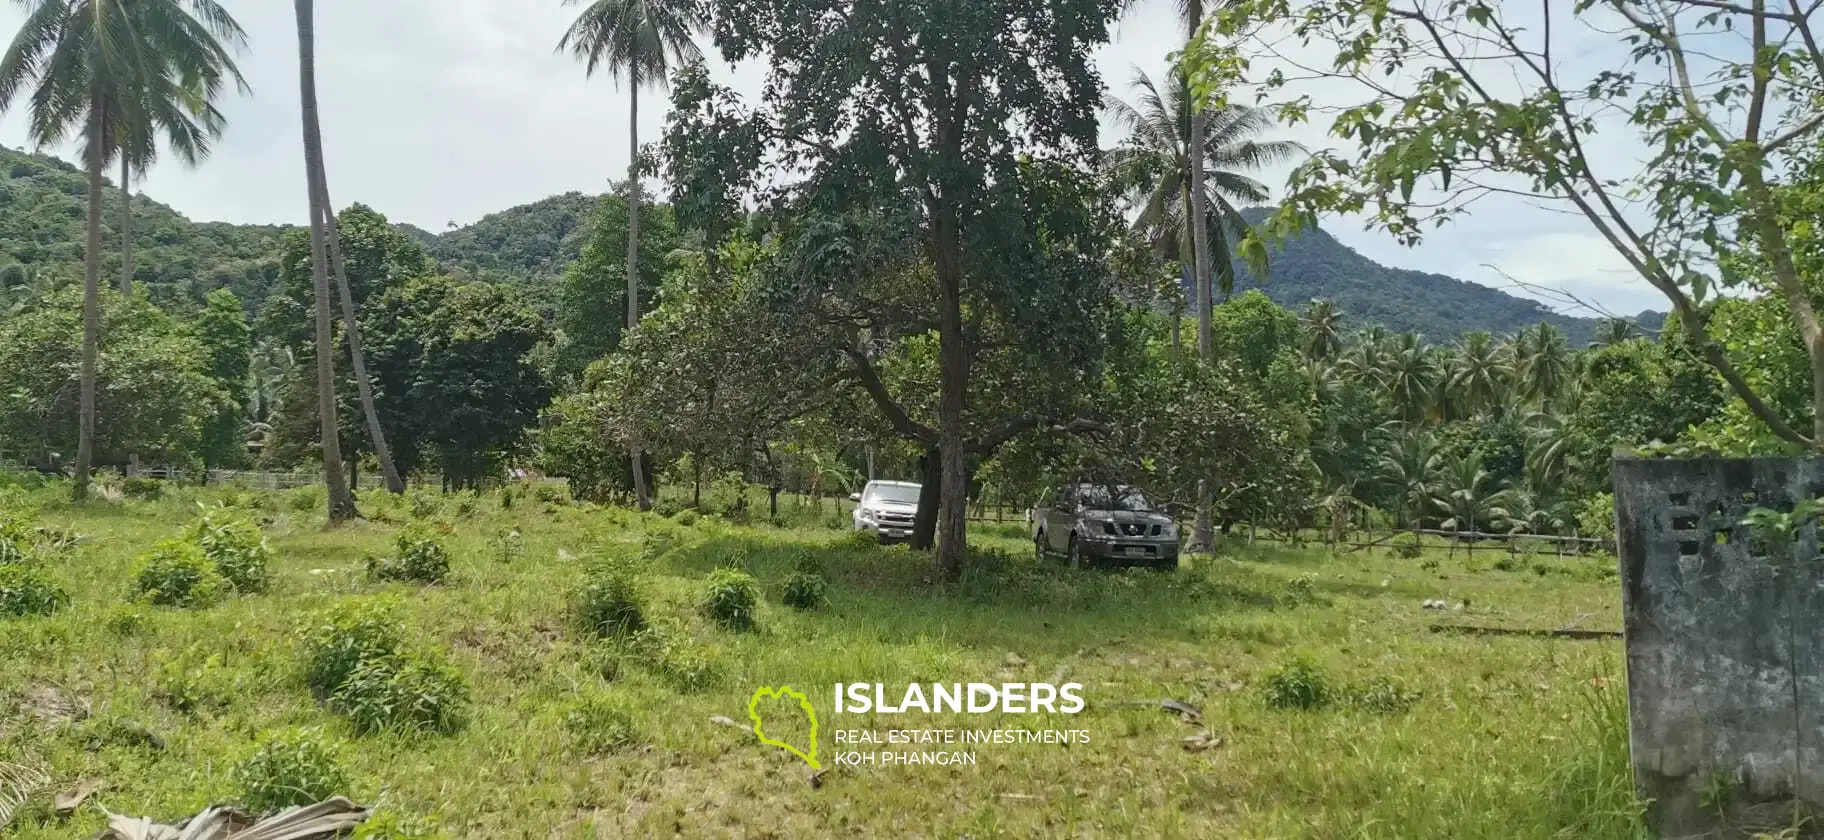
(849, 492), (861, 502)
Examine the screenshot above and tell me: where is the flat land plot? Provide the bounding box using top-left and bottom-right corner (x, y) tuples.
(0, 486), (1642, 838)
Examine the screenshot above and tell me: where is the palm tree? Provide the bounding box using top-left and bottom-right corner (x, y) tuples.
(558, 0), (705, 512)
(1301, 298), (1343, 361)
(1447, 330), (1512, 419)
(295, 0), (357, 522)
(1103, 64), (1302, 346)
(1589, 317), (1642, 348)
(1374, 425), (1441, 528)
(1514, 323), (1573, 408)
(1382, 333), (1440, 423)
(0, 0), (246, 500)
(1429, 451), (1511, 535)
(115, 71), (232, 293)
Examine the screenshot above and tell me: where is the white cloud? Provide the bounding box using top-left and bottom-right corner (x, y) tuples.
(0, 0), (1670, 317)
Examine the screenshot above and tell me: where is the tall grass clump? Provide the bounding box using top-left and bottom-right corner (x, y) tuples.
(298, 598), (468, 735)
(132, 541), (228, 608)
(701, 567), (760, 632)
(366, 527), (452, 585)
(188, 505), (272, 593)
(573, 559), (648, 639)
(233, 730), (350, 813)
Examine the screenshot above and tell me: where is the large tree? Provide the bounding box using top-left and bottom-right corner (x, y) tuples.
(0, 0), (246, 499)
(294, 0), (356, 521)
(558, 0), (706, 512)
(1185, 0), (1824, 450)
(683, 0), (1127, 580)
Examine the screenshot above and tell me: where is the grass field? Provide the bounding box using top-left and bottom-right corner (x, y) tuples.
(0, 481), (1645, 838)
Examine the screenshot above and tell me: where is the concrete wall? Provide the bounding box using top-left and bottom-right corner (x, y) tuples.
(1613, 455), (1824, 838)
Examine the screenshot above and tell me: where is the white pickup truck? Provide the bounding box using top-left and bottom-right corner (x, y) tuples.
(849, 480), (922, 542)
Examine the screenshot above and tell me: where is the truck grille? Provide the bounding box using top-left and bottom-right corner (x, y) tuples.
(876, 511), (915, 527)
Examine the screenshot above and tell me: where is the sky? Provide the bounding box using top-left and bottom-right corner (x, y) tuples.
(0, 0), (1666, 317)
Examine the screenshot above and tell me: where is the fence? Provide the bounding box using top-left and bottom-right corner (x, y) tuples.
(1237, 525), (1613, 557)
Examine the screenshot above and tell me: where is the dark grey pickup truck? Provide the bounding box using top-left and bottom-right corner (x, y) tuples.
(1031, 483), (1180, 570)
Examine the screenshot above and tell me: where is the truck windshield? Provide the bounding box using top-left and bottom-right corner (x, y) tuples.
(866, 484), (922, 504)
(1079, 486), (1151, 511)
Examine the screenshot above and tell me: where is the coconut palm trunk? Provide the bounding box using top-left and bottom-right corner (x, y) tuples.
(295, 0), (357, 522)
(1186, 3), (1216, 553)
(626, 80), (651, 511)
(74, 100), (106, 502)
(119, 156), (133, 293)
(316, 192), (406, 494)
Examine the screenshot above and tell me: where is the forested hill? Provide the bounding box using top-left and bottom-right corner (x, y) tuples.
(0, 143), (1654, 341)
(1226, 208), (1644, 345)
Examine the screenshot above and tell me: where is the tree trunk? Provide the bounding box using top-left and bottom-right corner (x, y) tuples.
(296, 0), (357, 523)
(317, 196), (405, 493)
(911, 446), (941, 550)
(934, 221), (969, 582)
(1187, 87), (1215, 554)
(119, 156), (133, 293)
(626, 81), (651, 512)
(73, 100), (105, 502)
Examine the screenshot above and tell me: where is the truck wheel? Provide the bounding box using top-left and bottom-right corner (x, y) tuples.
(1033, 531), (1047, 561)
(1067, 535), (1082, 569)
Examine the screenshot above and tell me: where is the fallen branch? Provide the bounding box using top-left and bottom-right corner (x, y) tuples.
(1429, 623), (1621, 640)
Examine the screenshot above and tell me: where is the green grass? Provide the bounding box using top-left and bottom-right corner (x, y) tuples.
(0, 481), (1644, 838)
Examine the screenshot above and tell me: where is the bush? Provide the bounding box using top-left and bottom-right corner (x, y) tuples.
(573, 565), (647, 639)
(1262, 656), (1334, 710)
(0, 564), (67, 617)
(232, 731), (349, 813)
(290, 486), (323, 512)
(0, 536), (29, 566)
(654, 498), (682, 518)
(133, 541), (228, 608)
(188, 507), (272, 593)
(1392, 535), (1423, 559)
(781, 572), (826, 611)
(408, 490), (443, 519)
(330, 655), (468, 735)
(122, 476), (164, 500)
(300, 599), (403, 698)
(675, 509), (699, 526)
(626, 627), (723, 693)
(532, 483), (566, 505)
(564, 695), (638, 754)
(366, 528), (451, 585)
(498, 485), (516, 510)
(453, 493), (479, 517)
(701, 568), (760, 632)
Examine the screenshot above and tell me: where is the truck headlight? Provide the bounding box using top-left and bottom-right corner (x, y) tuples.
(1160, 522), (1178, 539)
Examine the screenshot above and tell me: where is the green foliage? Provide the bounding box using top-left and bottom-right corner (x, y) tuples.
(0, 289), (229, 467)
(330, 655), (468, 736)
(187, 506), (272, 593)
(1351, 677), (1422, 715)
(300, 599), (404, 699)
(0, 564), (66, 617)
(1578, 495), (1616, 543)
(554, 193), (677, 384)
(132, 541), (228, 608)
(573, 563), (648, 639)
(1262, 656), (1333, 710)
(122, 477), (165, 500)
(232, 731), (349, 814)
(366, 528), (452, 585)
(194, 288), (253, 468)
(701, 567), (760, 632)
(780, 571), (826, 611)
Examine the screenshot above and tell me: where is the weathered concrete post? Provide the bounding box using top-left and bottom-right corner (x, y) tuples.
(1613, 454), (1824, 837)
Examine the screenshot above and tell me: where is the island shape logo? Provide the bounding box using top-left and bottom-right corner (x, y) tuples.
(748, 685), (821, 769)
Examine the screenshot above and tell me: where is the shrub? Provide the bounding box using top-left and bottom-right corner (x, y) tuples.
(674, 509), (699, 527)
(498, 485), (516, 510)
(366, 528), (451, 585)
(122, 476), (164, 500)
(654, 498), (682, 518)
(133, 541), (228, 608)
(300, 599), (403, 698)
(564, 695), (638, 754)
(841, 529), (880, 550)
(232, 731), (349, 813)
(1262, 656), (1334, 710)
(1391, 535), (1423, 559)
(0, 536), (29, 566)
(408, 490), (442, 519)
(781, 572), (827, 611)
(573, 566), (647, 639)
(188, 507), (272, 593)
(290, 486), (323, 512)
(1283, 573), (1318, 604)
(625, 628), (724, 693)
(351, 812), (445, 840)
(532, 483), (566, 505)
(330, 655), (468, 735)
(702, 568), (760, 632)
(0, 564), (67, 617)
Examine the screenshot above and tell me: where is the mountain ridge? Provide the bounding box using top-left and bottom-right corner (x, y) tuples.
(0, 144), (1651, 342)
